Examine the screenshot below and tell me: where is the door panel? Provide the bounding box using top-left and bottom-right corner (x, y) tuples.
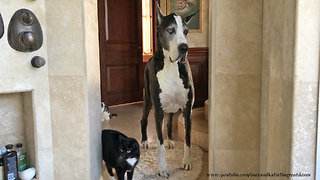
(187, 48), (209, 107)
(106, 0), (140, 43)
(106, 65), (140, 92)
(190, 63), (201, 88)
(98, 0), (143, 105)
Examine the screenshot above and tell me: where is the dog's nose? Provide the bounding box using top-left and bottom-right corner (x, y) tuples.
(178, 43), (188, 53)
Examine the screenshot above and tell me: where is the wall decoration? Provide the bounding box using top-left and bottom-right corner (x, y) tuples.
(167, 0), (202, 32)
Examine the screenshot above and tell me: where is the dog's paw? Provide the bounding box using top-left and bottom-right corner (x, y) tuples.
(141, 141), (149, 149)
(181, 158), (192, 171)
(181, 145), (192, 170)
(167, 139), (175, 149)
(157, 161), (169, 178)
(158, 169), (169, 178)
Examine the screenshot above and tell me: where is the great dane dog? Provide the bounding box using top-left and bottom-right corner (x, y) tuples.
(140, 2), (195, 178)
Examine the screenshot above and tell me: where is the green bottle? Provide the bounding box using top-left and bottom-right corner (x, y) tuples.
(15, 144), (27, 171)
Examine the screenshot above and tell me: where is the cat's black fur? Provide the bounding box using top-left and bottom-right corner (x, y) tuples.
(102, 129), (140, 180)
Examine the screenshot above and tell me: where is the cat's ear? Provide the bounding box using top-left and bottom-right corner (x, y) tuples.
(119, 135), (126, 145)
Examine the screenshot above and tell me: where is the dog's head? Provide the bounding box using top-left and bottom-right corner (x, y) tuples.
(156, 2), (195, 63)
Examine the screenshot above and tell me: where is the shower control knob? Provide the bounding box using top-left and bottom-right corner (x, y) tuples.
(22, 32), (36, 47)
(21, 12), (33, 25)
(31, 56), (45, 68)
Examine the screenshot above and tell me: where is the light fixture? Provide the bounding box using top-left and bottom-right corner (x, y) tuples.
(142, 0), (152, 55)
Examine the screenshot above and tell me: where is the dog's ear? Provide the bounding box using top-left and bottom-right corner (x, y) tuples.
(155, 1), (164, 25)
(184, 11), (199, 25)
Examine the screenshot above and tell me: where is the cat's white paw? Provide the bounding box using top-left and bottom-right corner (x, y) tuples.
(141, 141), (149, 149)
(181, 144), (192, 171)
(167, 139), (175, 149)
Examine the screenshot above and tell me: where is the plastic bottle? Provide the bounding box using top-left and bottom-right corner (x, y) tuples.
(3, 144), (18, 180)
(18, 167), (36, 180)
(15, 144), (27, 171)
(0, 144), (5, 180)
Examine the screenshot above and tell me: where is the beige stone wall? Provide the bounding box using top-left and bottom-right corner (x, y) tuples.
(261, 1), (320, 179)
(208, 0), (319, 179)
(0, 93), (25, 149)
(208, 0), (216, 176)
(260, 0), (296, 178)
(291, 0), (319, 178)
(0, 0), (54, 179)
(46, 1), (88, 178)
(46, 0), (101, 179)
(160, 0), (209, 47)
(209, 0), (263, 177)
(83, 0), (102, 179)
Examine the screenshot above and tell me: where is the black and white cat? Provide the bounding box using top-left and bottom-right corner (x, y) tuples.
(101, 102), (117, 121)
(102, 129), (140, 180)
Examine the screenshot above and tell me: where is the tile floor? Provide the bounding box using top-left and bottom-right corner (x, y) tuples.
(102, 102), (208, 180)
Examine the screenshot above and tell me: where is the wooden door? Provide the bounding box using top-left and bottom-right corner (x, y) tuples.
(98, 0), (143, 106)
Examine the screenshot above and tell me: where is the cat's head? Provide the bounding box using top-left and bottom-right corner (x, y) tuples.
(119, 136), (140, 161)
(101, 102), (110, 113)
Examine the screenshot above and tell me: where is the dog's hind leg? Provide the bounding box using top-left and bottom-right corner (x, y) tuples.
(181, 90), (193, 171)
(167, 113), (175, 149)
(141, 65), (152, 148)
(155, 109), (169, 178)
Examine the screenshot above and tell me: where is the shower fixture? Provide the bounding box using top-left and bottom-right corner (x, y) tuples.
(8, 9), (43, 52)
(31, 56), (45, 68)
(0, 13), (4, 39)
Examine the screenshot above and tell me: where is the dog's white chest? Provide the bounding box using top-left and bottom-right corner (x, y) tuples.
(156, 61), (189, 113)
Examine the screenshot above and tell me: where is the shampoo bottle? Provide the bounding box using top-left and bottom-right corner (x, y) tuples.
(0, 145), (5, 180)
(3, 144), (18, 180)
(15, 144), (27, 171)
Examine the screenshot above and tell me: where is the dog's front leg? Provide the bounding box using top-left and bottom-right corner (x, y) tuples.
(155, 109), (169, 178)
(167, 113), (175, 149)
(181, 101), (192, 171)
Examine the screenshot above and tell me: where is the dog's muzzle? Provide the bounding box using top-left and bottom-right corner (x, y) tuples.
(180, 56), (187, 63)
(178, 43), (189, 54)
(169, 43), (189, 63)
(176, 43), (188, 63)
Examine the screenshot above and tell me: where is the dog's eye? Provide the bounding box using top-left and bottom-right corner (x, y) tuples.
(167, 28), (174, 34)
(127, 150), (131, 153)
(120, 149), (123, 153)
(184, 29), (189, 35)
